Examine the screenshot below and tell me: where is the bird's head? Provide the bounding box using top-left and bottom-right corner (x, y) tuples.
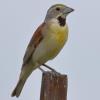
(45, 4), (74, 23)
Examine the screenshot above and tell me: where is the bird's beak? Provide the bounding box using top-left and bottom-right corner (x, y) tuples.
(64, 7), (74, 15)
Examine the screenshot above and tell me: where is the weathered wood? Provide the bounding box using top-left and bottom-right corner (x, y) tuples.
(40, 71), (68, 100)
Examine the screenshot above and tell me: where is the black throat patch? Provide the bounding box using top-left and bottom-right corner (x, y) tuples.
(57, 16), (66, 26)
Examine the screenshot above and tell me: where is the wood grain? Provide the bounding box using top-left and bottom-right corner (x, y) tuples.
(40, 71), (68, 100)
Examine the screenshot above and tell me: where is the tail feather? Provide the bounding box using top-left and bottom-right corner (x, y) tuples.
(11, 79), (26, 97)
(11, 62), (40, 97)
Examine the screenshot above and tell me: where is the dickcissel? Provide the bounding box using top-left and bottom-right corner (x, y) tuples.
(11, 4), (74, 97)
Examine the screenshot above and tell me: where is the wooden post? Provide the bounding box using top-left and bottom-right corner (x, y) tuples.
(40, 71), (68, 100)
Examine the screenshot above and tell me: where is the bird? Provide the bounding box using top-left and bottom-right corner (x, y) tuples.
(11, 4), (74, 97)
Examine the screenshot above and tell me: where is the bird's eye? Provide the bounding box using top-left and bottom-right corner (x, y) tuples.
(56, 7), (60, 11)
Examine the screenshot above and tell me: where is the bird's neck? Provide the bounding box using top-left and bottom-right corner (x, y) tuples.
(44, 16), (66, 27)
(45, 18), (68, 34)
(57, 16), (66, 26)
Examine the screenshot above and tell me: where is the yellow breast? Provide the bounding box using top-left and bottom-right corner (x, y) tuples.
(49, 21), (68, 45)
(43, 20), (69, 59)
(33, 20), (69, 62)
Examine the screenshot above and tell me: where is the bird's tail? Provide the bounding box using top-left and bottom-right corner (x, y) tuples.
(11, 62), (40, 97)
(11, 78), (26, 97)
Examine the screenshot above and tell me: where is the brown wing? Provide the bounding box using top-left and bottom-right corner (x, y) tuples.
(22, 23), (45, 66)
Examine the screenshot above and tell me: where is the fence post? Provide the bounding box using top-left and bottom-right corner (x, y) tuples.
(40, 71), (68, 100)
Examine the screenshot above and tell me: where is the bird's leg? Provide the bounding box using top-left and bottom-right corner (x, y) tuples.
(39, 67), (45, 73)
(42, 64), (56, 72)
(42, 63), (61, 75)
